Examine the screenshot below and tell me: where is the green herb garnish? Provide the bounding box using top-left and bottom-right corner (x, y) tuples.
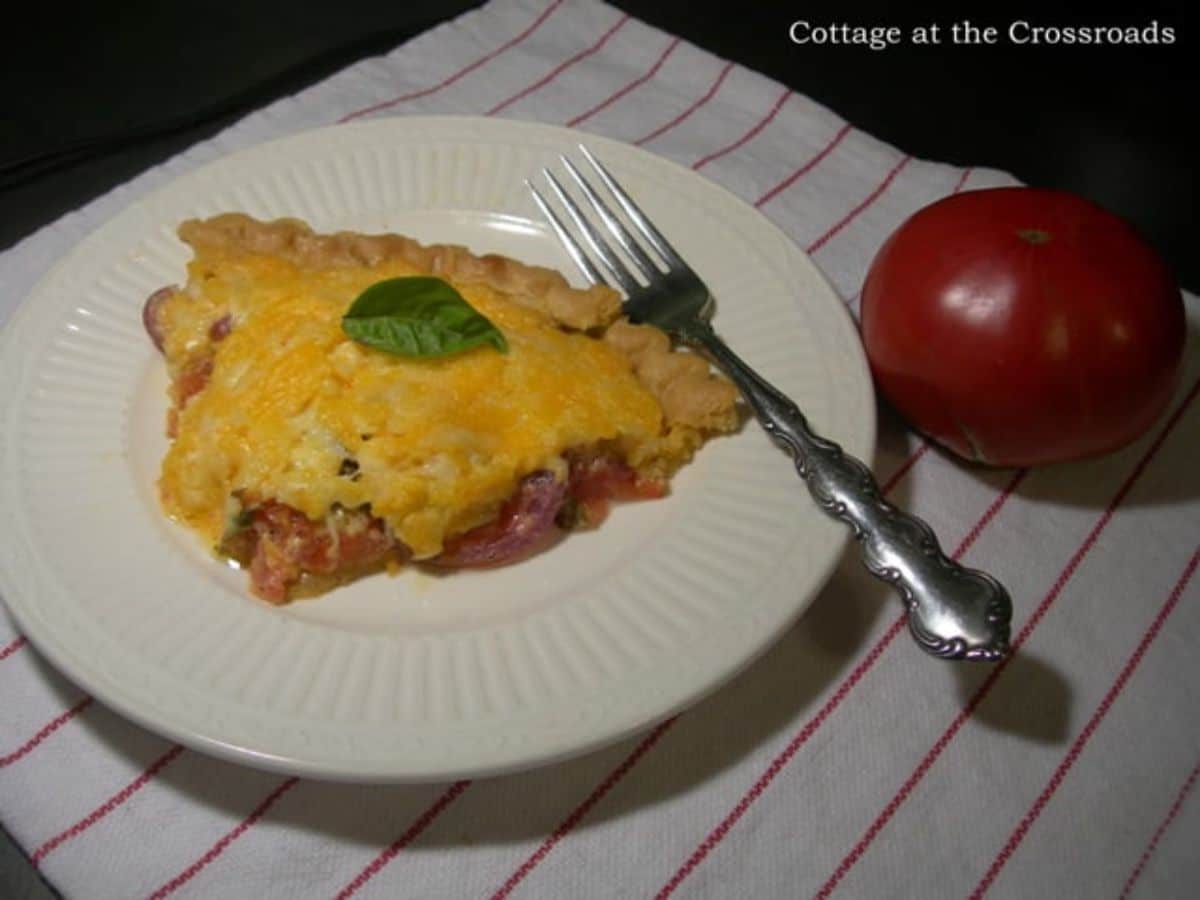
(341, 276), (507, 358)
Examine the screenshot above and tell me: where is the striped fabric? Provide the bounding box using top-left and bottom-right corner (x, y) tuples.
(2, 1), (1198, 897)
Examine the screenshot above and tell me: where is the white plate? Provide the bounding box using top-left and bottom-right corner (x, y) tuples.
(0, 117), (874, 782)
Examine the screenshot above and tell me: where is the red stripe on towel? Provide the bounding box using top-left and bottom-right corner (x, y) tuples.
(491, 720), (677, 900)
(0, 635), (27, 661)
(334, 780), (471, 899)
(754, 123), (853, 208)
(1119, 757), (1200, 899)
(567, 37), (681, 127)
(32, 744), (186, 865)
(147, 777), (299, 900)
(486, 14), (631, 116)
(805, 156), (912, 254)
(338, 0), (565, 122)
(691, 87), (791, 171)
(0, 697), (92, 768)
(970, 546), (1200, 898)
(634, 61), (734, 146)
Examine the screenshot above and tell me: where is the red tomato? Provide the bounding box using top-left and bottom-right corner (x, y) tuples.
(860, 187), (1185, 467)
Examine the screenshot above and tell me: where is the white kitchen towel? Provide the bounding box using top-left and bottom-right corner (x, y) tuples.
(2, 1), (1198, 898)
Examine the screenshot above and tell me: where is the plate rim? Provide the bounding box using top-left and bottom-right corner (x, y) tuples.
(0, 115), (876, 782)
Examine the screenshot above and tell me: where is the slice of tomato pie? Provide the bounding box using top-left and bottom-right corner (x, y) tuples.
(145, 214), (738, 602)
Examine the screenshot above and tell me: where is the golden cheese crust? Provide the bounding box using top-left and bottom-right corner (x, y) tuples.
(155, 215), (739, 567)
(177, 214), (739, 430)
(179, 214), (622, 332)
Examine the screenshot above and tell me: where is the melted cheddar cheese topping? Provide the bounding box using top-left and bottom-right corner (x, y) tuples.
(158, 249), (675, 558)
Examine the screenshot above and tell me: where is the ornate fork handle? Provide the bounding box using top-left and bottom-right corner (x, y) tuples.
(684, 321), (1012, 662)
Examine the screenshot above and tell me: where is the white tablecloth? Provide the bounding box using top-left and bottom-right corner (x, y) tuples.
(2, 1), (1198, 897)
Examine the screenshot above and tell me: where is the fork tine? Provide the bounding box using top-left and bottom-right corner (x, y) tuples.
(560, 155), (663, 284)
(527, 180), (608, 287)
(578, 145), (686, 268)
(540, 169), (642, 294)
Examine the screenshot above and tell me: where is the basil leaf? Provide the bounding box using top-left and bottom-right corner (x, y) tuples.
(342, 276), (508, 358)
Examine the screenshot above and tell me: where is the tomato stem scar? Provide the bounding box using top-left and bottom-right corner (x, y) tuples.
(1017, 228), (1052, 245)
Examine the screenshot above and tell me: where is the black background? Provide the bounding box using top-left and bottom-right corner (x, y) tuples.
(1, 1), (1195, 289)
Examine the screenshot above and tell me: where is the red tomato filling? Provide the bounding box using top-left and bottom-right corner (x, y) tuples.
(566, 453), (667, 526)
(166, 356), (214, 438)
(431, 470), (566, 568)
(225, 501), (404, 603)
(162, 318), (231, 438)
(176, 357), (213, 404)
(223, 455), (667, 601)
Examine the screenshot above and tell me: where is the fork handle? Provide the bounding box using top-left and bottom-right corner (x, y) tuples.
(686, 324), (1011, 662)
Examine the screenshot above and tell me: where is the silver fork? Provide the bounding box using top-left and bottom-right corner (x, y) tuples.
(529, 147), (1012, 662)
